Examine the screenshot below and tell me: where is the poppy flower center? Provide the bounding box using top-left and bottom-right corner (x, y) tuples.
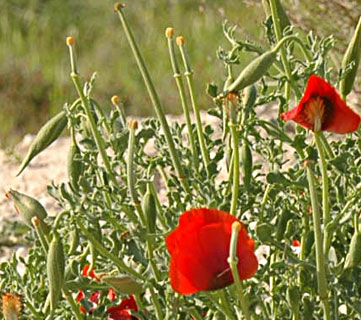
(303, 96), (326, 132)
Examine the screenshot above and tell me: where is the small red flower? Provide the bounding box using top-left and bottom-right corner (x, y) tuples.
(107, 295), (138, 320)
(76, 290), (100, 314)
(166, 208), (258, 295)
(281, 75), (360, 133)
(292, 239), (300, 247)
(82, 264), (101, 281)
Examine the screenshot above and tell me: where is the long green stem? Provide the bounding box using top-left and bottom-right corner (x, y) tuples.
(305, 162), (331, 320)
(229, 106), (239, 215)
(269, 0), (301, 98)
(148, 284), (163, 320)
(71, 73), (118, 186)
(177, 38), (210, 175)
(314, 132), (330, 251)
(127, 120), (146, 226)
(228, 222), (251, 320)
(166, 30), (199, 172)
(115, 6), (189, 193)
(63, 289), (84, 320)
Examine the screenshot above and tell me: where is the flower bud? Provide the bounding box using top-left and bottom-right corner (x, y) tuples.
(227, 50), (277, 92)
(165, 27), (174, 38)
(7, 189), (49, 233)
(47, 232), (65, 311)
(17, 111), (67, 176)
(242, 84), (257, 110)
(66, 36), (75, 46)
(176, 36), (185, 46)
(275, 209), (292, 241)
(111, 95), (119, 105)
(142, 183), (157, 233)
(340, 17), (361, 97)
(241, 140), (253, 189)
(344, 231), (361, 270)
(286, 286), (300, 315)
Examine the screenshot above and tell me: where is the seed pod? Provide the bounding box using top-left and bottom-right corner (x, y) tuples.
(242, 85), (257, 110)
(241, 140), (253, 189)
(286, 286), (300, 314)
(102, 276), (144, 295)
(340, 17), (361, 97)
(255, 223), (273, 243)
(17, 111), (67, 176)
(305, 230), (315, 257)
(47, 232), (65, 312)
(344, 232), (361, 270)
(67, 140), (83, 190)
(227, 50), (277, 92)
(142, 183), (157, 233)
(68, 227), (79, 255)
(7, 189), (49, 233)
(275, 209), (292, 241)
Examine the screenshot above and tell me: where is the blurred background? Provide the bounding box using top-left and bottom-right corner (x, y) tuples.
(1, 0), (360, 147)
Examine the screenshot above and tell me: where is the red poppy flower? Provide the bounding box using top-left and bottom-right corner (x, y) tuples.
(292, 239), (300, 247)
(107, 295), (138, 320)
(281, 75), (360, 133)
(166, 208), (258, 295)
(82, 264), (101, 281)
(76, 290), (100, 314)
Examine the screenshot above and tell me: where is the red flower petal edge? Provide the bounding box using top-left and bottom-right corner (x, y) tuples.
(281, 75), (360, 133)
(166, 208), (258, 295)
(107, 295), (138, 320)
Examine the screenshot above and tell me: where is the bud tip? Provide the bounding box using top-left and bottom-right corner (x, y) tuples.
(129, 119), (138, 129)
(111, 95), (119, 105)
(66, 36), (75, 46)
(232, 221), (242, 232)
(114, 2), (125, 11)
(176, 36), (185, 46)
(165, 27), (174, 38)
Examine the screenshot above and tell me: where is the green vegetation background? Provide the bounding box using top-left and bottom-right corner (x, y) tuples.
(1, 0), (359, 147)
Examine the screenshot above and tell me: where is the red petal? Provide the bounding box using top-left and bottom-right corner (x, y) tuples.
(166, 208), (258, 295)
(281, 75), (360, 133)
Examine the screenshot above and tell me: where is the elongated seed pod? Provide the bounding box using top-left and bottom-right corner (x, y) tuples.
(68, 227), (79, 255)
(227, 50), (277, 92)
(242, 85), (257, 110)
(344, 232), (361, 270)
(275, 209), (292, 241)
(340, 17), (361, 97)
(241, 140), (253, 189)
(17, 111), (67, 176)
(47, 232), (65, 312)
(7, 189), (49, 233)
(67, 140), (83, 190)
(287, 286), (300, 314)
(142, 183), (157, 233)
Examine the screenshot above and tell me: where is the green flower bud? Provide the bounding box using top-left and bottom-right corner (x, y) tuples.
(47, 232), (65, 312)
(242, 85), (257, 110)
(142, 183), (157, 233)
(102, 275), (144, 295)
(227, 49), (277, 92)
(241, 140), (253, 189)
(67, 140), (83, 190)
(275, 209), (292, 241)
(344, 232), (361, 270)
(17, 111), (67, 176)
(7, 189), (49, 233)
(340, 17), (361, 97)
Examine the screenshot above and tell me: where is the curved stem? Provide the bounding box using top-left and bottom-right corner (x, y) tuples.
(229, 101), (239, 215)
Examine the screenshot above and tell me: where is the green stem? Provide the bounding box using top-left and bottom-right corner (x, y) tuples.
(53, 210), (70, 230)
(229, 105), (240, 215)
(178, 42), (210, 175)
(314, 132), (330, 249)
(148, 284), (163, 320)
(115, 7), (189, 193)
(77, 219), (146, 281)
(305, 162), (331, 320)
(269, 0), (301, 98)
(219, 290), (237, 320)
(71, 73), (118, 186)
(319, 132), (335, 159)
(228, 222), (251, 320)
(127, 121), (146, 226)
(166, 33), (199, 172)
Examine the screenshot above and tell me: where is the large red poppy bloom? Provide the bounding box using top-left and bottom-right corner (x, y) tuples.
(281, 75), (360, 133)
(166, 208), (258, 295)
